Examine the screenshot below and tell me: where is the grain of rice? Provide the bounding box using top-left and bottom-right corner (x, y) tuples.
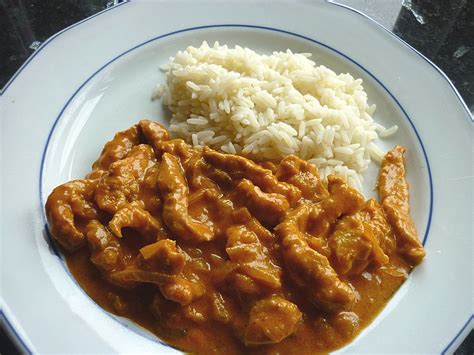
(334, 147), (354, 155)
(368, 143), (385, 163)
(327, 159), (344, 166)
(298, 121), (306, 138)
(208, 135), (228, 145)
(379, 125), (399, 137)
(187, 117), (208, 125)
(225, 142), (236, 155)
(191, 133), (198, 147)
(186, 81), (201, 91)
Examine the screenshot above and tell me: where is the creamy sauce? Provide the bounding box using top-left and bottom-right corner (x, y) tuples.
(46, 121), (423, 354)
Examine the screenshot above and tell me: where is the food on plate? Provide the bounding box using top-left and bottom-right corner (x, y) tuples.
(154, 42), (398, 190)
(45, 120), (425, 354)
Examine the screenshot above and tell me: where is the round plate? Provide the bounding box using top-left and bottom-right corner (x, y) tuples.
(1, 1), (472, 354)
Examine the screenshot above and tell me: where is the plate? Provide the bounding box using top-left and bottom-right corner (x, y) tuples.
(1, 1), (472, 353)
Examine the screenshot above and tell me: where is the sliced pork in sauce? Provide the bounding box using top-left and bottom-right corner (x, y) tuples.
(45, 122), (425, 354)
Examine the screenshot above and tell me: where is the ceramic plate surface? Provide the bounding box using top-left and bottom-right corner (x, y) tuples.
(1, 1), (472, 353)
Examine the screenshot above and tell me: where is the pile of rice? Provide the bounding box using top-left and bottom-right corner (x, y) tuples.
(154, 41), (397, 190)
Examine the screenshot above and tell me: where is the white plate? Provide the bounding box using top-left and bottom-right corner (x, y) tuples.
(1, 1), (472, 353)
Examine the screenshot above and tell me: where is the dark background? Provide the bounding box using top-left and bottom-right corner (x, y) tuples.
(0, 0), (472, 354)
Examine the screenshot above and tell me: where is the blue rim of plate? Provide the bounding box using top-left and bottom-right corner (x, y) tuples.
(0, 1), (470, 352)
(441, 315), (474, 354)
(39, 23), (434, 351)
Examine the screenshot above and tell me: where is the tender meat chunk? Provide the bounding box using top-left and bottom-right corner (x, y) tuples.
(91, 125), (140, 172)
(378, 146), (425, 264)
(86, 220), (124, 273)
(109, 201), (161, 239)
(237, 179), (289, 226)
(244, 296), (302, 346)
(307, 236), (332, 258)
(224, 225), (281, 294)
(328, 214), (388, 276)
(210, 292), (233, 323)
(110, 266), (205, 305)
(307, 175), (365, 238)
(360, 226), (389, 267)
(331, 311), (360, 338)
(155, 139), (195, 162)
(109, 267), (172, 285)
(157, 153), (214, 242)
(138, 119), (170, 152)
(186, 154), (220, 191)
(139, 164), (162, 214)
(187, 187), (237, 238)
(197, 188), (234, 217)
(259, 161), (277, 174)
(203, 147), (301, 205)
(232, 207), (274, 244)
(160, 279), (206, 306)
(95, 145), (156, 214)
(45, 179), (98, 251)
(329, 215), (371, 276)
(182, 304), (207, 323)
(277, 209), (355, 311)
(276, 155), (329, 202)
(276, 177), (365, 311)
(139, 239), (186, 274)
(361, 199), (396, 256)
(205, 165), (234, 189)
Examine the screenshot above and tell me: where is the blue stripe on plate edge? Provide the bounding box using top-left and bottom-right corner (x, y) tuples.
(441, 315), (474, 354)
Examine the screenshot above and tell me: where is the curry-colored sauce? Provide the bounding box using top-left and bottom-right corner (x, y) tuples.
(66, 247), (410, 354)
(47, 120), (424, 354)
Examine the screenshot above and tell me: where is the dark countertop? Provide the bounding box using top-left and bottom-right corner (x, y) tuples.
(0, 0), (472, 354)
(338, 0), (473, 113)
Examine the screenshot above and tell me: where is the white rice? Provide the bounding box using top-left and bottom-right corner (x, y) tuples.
(155, 41), (398, 189)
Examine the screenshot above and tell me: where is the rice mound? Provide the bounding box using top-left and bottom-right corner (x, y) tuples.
(154, 41), (397, 190)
